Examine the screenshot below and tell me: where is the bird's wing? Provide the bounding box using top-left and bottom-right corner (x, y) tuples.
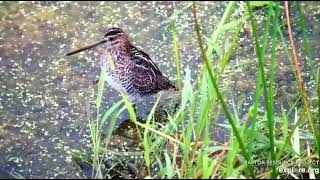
(125, 49), (163, 93)
(130, 48), (163, 76)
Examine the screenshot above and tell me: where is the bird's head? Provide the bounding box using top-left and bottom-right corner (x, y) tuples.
(103, 28), (128, 43)
(66, 27), (129, 56)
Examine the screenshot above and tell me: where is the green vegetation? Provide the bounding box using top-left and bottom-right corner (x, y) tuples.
(1, 1), (319, 179)
(79, 1), (319, 179)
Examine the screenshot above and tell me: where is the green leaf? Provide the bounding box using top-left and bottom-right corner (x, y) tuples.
(204, 146), (229, 154)
(99, 100), (123, 130)
(96, 57), (109, 109)
(164, 152), (173, 178)
(143, 94), (162, 175)
(292, 109), (300, 156)
(249, 1), (271, 7)
(220, 15), (248, 32)
(206, 1), (236, 58)
(180, 66), (193, 111)
(104, 104), (127, 147)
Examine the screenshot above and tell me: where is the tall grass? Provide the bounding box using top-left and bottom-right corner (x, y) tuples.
(192, 2), (255, 177)
(88, 56), (124, 179)
(171, 21), (182, 93)
(246, 2), (277, 177)
(284, 1), (320, 163)
(80, 1), (319, 179)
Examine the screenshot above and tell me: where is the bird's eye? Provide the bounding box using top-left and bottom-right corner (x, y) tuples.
(109, 37), (115, 41)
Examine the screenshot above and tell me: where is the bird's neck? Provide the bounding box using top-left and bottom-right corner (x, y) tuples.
(105, 42), (133, 67)
(109, 38), (131, 52)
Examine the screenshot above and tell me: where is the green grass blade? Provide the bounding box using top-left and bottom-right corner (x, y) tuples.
(246, 2), (277, 178)
(192, 2), (255, 178)
(99, 100), (123, 130)
(171, 21), (182, 93)
(296, 2), (315, 78)
(143, 94), (162, 176)
(164, 151), (174, 178)
(292, 109), (301, 156)
(247, 2), (273, 160)
(226, 132), (240, 177)
(104, 104), (127, 147)
(206, 1), (236, 58)
(96, 58), (108, 109)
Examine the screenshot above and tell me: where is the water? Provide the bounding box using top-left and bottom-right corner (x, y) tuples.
(0, 1), (319, 178)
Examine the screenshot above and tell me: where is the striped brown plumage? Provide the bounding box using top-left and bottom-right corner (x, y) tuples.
(67, 27), (178, 103)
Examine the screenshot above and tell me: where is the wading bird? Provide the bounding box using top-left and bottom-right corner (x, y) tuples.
(66, 27), (178, 103)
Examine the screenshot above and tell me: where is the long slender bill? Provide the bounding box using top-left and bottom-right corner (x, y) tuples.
(66, 40), (106, 56)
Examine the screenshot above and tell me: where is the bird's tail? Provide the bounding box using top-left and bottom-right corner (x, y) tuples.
(157, 76), (179, 91)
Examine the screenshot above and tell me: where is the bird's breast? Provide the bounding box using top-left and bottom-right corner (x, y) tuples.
(102, 52), (131, 93)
